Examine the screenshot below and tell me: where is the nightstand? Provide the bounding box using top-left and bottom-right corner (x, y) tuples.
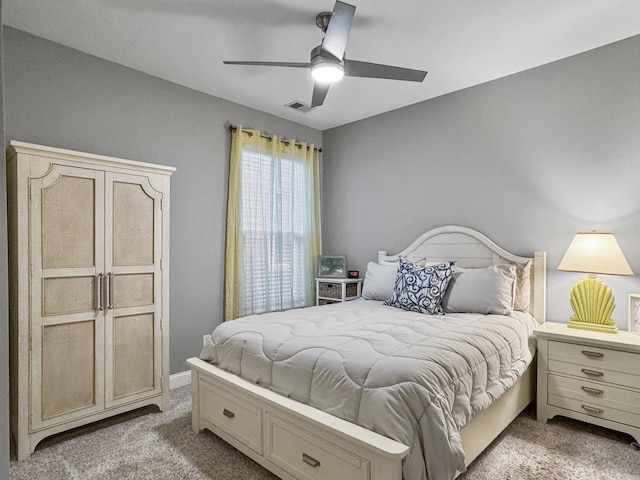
(316, 278), (363, 306)
(534, 322), (640, 442)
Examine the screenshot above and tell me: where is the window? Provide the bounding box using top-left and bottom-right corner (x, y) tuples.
(225, 129), (321, 320)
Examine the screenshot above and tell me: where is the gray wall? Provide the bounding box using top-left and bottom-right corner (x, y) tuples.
(1, 3), (10, 478)
(3, 27), (322, 375)
(322, 34), (640, 329)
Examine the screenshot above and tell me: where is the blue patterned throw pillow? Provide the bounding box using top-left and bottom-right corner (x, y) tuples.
(384, 258), (456, 315)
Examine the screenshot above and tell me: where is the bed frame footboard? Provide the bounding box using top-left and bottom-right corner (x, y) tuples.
(188, 357), (410, 480)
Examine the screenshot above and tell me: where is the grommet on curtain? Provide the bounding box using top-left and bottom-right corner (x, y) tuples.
(228, 124), (321, 151)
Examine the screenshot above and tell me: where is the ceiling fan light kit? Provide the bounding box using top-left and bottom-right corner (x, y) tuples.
(310, 49), (345, 83)
(311, 63), (344, 83)
(223, 1), (428, 107)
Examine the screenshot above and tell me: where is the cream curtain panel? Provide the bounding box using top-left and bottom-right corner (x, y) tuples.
(225, 127), (322, 321)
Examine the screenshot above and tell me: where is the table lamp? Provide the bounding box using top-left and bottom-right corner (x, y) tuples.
(557, 231), (634, 333)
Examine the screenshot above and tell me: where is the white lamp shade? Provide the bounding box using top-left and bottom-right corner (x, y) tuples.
(557, 232), (634, 276)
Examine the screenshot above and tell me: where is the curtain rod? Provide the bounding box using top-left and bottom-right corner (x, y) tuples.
(229, 125), (322, 152)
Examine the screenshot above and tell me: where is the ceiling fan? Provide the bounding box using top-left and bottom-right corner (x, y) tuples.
(223, 1), (428, 108)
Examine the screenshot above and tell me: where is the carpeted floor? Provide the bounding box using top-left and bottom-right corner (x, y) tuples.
(10, 386), (640, 479)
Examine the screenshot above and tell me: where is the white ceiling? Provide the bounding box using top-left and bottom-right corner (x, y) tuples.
(5, 0), (640, 130)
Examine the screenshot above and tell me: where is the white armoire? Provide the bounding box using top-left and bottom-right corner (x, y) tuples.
(8, 141), (175, 459)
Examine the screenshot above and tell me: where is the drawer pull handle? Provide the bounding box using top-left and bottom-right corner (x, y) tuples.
(581, 386), (603, 396)
(581, 404), (603, 415)
(302, 453), (321, 468)
(581, 350), (604, 359)
(581, 368), (604, 377)
(222, 408), (235, 419)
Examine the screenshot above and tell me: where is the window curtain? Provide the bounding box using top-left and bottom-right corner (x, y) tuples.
(225, 127), (322, 321)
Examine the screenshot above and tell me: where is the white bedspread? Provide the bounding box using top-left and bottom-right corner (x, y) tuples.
(200, 299), (538, 480)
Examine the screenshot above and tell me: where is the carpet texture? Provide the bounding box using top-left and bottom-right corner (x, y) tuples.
(10, 386), (640, 479)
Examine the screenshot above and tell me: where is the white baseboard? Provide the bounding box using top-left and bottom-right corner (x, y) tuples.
(169, 370), (191, 389)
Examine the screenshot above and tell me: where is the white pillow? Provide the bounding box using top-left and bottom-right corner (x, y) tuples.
(361, 262), (398, 301)
(442, 264), (516, 315)
(361, 258), (427, 301)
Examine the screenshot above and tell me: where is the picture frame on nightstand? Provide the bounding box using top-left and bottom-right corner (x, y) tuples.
(629, 294), (640, 335)
(317, 255), (347, 278)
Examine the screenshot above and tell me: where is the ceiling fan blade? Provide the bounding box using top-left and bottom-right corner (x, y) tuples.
(344, 59), (427, 82)
(223, 61), (310, 68)
(311, 82), (331, 107)
(321, 1), (356, 60)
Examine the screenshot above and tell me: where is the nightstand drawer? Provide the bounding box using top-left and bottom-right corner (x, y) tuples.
(548, 374), (640, 416)
(316, 278), (362, 306)
(547, 359), (639, 389)
(549, 340), (640, 377)
(318, 282), (359, 299)
(318, 299), (339, 306)
(318, 282), (341, 298)
(548, 391), (640, 428)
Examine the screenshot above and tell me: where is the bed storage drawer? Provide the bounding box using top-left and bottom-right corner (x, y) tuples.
(189, 358), (408, 480)
(199, 378), (262, 454)
(265, 413), (370, 480)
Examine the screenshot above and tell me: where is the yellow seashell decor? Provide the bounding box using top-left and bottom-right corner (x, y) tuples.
(568, 277), (618, 333)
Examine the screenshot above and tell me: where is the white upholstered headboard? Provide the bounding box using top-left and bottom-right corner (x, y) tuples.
(377, 225), (547, 324)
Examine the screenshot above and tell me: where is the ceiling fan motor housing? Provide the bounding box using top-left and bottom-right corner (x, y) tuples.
(315, 12), (333, 32)
(310, 45), (343, 67)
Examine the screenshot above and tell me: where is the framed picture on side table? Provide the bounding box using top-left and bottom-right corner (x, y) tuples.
(317, 255), (347, 278)
(629, 294), (640, 335)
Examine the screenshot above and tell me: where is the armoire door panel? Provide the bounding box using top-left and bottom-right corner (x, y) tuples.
(113, 313), (155, 399)
(41, 321), (97, 420)
(43, 276), (96, 316)
(113, 273), (154, 308)
(112, 181), (155, 267)
(42, 175), (96, 269)
(104, 172), (163, 408)
(29, 164), (106, 430)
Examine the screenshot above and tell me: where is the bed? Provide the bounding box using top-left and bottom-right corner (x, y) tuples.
(188, 225), (547, 480)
